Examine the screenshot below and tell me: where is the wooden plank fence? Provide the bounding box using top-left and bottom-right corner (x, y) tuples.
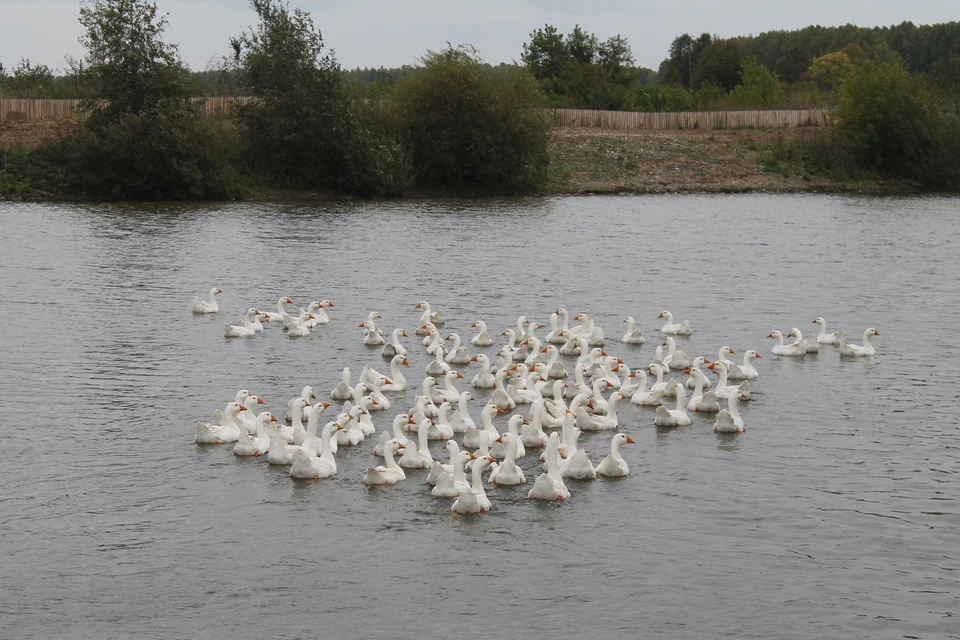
(1, 98), (829, 130)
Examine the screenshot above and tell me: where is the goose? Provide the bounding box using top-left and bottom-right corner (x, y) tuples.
(538, 345), (569, 379)
(786, 327), (817, 354)
(658, 310), (692, 336)
(663, 337), (690, 370)
(289, 422), (340, 479)
(398, 419), (434, 469)
(364, 311), (383, 333)
(596, 433), (636, 477)
(450, 391), (476, 433)
(618, 367), (643, 397)
(521, 399), (550, 448)
(363, 439), (406, 485)
(444, 333), (471, 364)
(374, 414), (413, 456)
(381, 328), (409, 358)
(426, 440), (462, 483)
(359, 321), (385, 346)
(684, 367), (721, 412)
(452, 457), (494, 514)
(235, 394), (265, 431)
(649, 345), (670, 374)
(426, 347), (452, 376)
(527, 432), (570, 501)
(250, 312), (264, 333)
(647, 363), (677, 398)
(621, 317), (645, 344)
(559, 421), (595, 480)
(716, 346), (736, 368)
(768, 330), (806, 357)
(559, 335), (588, 357)
(572, 313), (604, 346)
(522, 335), (545, 367)
(562, 362), (591, 399)
(489, 433), (526, 485)
(379, 355), (409, 392)
(543, 380), (568, 418)
(654, 385), (691, 427)
(424, 329), (445, 354)
(545, 312), (569, 345)
(233, 412), (276, 456)
(335, 408), (366, 446)
(415, 300), (445, 327)
(295, 400), (332, 446)
(491, 369), (517, 412)
(584, 378), (613, 415)
(706, 362), (752, 400)
(285, 386), (317, 423)
(224, 308), (261, 338)
(431, 450), (474, 497)
(580, 391), (623, 431)
(196, 402), (247, 444)
(330, 368), (355, 400)
(420, 376), (445, 407)
(839, 328), (880, 357)
(429, 402), (456, 440)
(470, 321), (493, 347)
(300, 301), (324, 328)
(419, 323), (439, 341)
(491, 415), (527, 459)
(463, 404), (501, 449)
(287, 313), (314, 337)
(631, 368), (665, 407)
(499, 328), (520, 357)
(726, 350), (762, 381)
(266, 430), (299, 465)
(684, 357), (713, 389)
(275, 397), (309, 444)
(261, 297), (293, 323)
(713, 392), (747, 434)
(311, 299), (334, 324)
(437, 370), (466, 404)
(192, 287), (222, 314)
(507, 371), (543, 406)
(812, 317), (842, 345)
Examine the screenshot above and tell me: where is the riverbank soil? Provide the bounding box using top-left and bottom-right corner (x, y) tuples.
(0, 118), (73, 149)
(546, 126), (894, 194)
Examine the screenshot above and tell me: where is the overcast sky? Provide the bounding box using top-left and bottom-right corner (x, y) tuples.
(0, 0), (954, 73)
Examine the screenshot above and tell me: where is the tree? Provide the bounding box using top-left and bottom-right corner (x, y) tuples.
(394, 45), (550, 191)
(230, 0), (409, 195)
(1, 59), (54, 98)
(809, 51), (855, 89)
(597, 35), (635, 84)
(730, 58), (785, 107)
(567, 25), (598, 65)
(666, 33), (713, 88)
(521, 25), (567, 81)
(692, 40), (750, 91)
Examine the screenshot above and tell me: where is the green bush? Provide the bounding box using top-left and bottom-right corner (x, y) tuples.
(393, 45), (551, 191)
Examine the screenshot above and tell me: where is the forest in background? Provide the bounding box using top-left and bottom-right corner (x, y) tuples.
(1, 1), (958, 200)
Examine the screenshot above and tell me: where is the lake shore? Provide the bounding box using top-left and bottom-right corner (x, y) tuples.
(0, 119), (920, 200)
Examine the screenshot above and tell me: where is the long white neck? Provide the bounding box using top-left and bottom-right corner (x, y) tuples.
(692, 371), (705, 398)
(653, 366), (664, 385)
(610, 439), (625, 462)
(665, 339), (676, 356)
(716, 364), (728, 388)
(450, 334), (461, 351)
(546, 436), (561, 477)
(305, 408), (319, 439)
(390, 357), (405, 384)
(727, 395), (741, 420)
(634, 370), (648, 393)
(575, 363), (587, 387)
(277, 298), (287, 315)
(418, 422), (430, 451)
(606, 393), (621, 418)
(453, 454), (468, 484)
(392, 418), (407, 440)
(482, 408), (498, 434)
(561, 417), (576, 453)
(662, 312), (673, 325)
(471, 460), (486, 493)
(243, 310), (256, 328)
(392, 328), (403, 346)
(504, 437), (518, 465)
(207, 288), (219, 305)
(774, 333), (785, 348)
(341, 368), (351, 385)
(675, 386), (687, 411)
(816, 321), (827, 339)
(862, 330), (873, 346)
(320, 424), (336, 460)
(291, 405), (306, 432)
(549, 314), (558, 333)
(559, 311), (569, 331)
(626, 318), (635, 333)
(532, 401), (545, 434)
(384, 447), (401, 470)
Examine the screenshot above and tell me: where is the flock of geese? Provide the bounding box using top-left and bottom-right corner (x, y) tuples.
(192, 289), (881, 513)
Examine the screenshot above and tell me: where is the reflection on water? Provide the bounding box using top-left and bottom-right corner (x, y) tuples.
(1, 194), (958, 639)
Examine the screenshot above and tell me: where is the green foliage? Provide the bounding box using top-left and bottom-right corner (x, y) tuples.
(0, 60), (55, 98)
(393, 45), (550, 191)
(809, 51), (855, 89)
(759, 129), (862, 182)
(630, 85), (701, 112)
(229, 0), (409, 196)
(665, 33), (714, 88)
(730, 58), (785, 108)
(693, 40), (751, 91)
(522, 25), (568, 81)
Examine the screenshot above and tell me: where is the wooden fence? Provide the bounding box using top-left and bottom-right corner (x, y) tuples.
(1, 98), (829, 130)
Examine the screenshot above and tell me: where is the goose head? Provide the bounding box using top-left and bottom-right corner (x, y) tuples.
(766, 330), (783, 340)
(612, 433), (636, 448)
(658, 310), (672, 321)
(812, 316), (826, 326)
(319, 299), (334, 308)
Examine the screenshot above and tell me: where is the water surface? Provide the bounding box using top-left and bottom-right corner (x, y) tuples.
(1, 195), (958, 639)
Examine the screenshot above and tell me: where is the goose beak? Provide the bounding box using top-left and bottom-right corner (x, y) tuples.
(257, 398), (266, 405)
(402, 358), (410, 366)
(811, 319), (817, 324)
(755, 354), (762, 358)
(402, 331), (409, 337)
(657, 312), (664, 319)
(729, 348), (736, 354)
(600, 350), (608, 356)
(415, 303), (422, 309)
(496, 408), (507, 414)
(358, 322), (365, 327)
(496, 437), (503, 443)
(626, 436), (636, 444)
(523, 418), (530, 424)
(682, 368), (692, 374)
(874, 330), (881, 336)
(238, 406), (247, 411)
(327, 301), (334, 307)
(703, 358), (712, 363)
(469, 355), (478, 362)
(457, 372), (465, 379)
(285, 298), (292, 303)
(271, 416), (278, 422)
(766, 333), (774, 338)
(707, 363), (716, 370)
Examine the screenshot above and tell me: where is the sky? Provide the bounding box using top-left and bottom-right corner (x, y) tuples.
(0, 0), (955, 74)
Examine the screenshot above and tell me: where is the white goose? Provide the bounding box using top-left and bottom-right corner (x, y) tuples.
(451, 457), (493, 514)
(195, 402), (247, 444)
(545, 311), (569, 345)
(662, 337), (690, 370)
(658, 310), (692, 336)
(470, 321), (493, 346)
(527, 432), (571, 501)
(706, 361), (752, 400)
(654, 386), (692, 427)
(287, 312), (313, 337)
(839, 328), (880, 357)
(363, 439), (406, 485)
(489, 433), (526, 485)
(224, 308), (261, 338)
(398, 419), (434, 469)
(359, 320), (384, 345)
(450, 391), (476, 433)
(579, 391), (623, 431)
(289, 422), (340, 479)
(233, 412), (275, 456)
(462, 404), (501, 450)
(621, 317), (645, 344)
(684, 367), (720, 413)
(374, 414), (413, 456)
(381, 328), (409, 358)
(713, 392), (747, 433)
(426, 347), (452, 377)
(426, 440), (462, 483)
(330, 367), (355, 400)
(192, 287), (222, 314)
(379, 355), (409, 392)
(491, 415), (527, 459)
(630, 367), (666, 407)
(596, 433), (636, 477)
(538, 345), (568, 379)
(444, 333), (471, 364)
(685, 356), (713, 389)
(261, 297), (293, 323)
(521, 399), (550, 449)
(431, 450), (474, 497)
(559, 419), (595, 480)
(768, 330), (806, 357)
(285, 386), (317, 423)
(415, 300), (445, 327)
(812, 317), (842, 345)
(491, 369), (517, 412)
(311, 299), (334, 324)
(726, 350), (762, 381)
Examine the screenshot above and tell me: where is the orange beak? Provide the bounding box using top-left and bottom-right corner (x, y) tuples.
(729, 349), (736, 354)
(270, 416), (278, 422)
(601, 350), (608, 356)
(766, 332), (774, 338)
(682, 368), (692, 374)
(469, 355), (478, 362)
(657, 312), (664, 319)
(457, 372), (464, 379)
(811, 319), (818, 324)
(402, 358), (410, 366)
(327, 302), (334, 307)
(239, 406), (248, 411)
(415, 303), (422, 309)
(470, 322), (477, 328)
(402, 331), (409, 337)
(755, 354), (762, 358)
(257, 398), (266, 405)
(707, 363), (716, 370)
(626, 436), (636, 444)
(874, 330), (881, 336)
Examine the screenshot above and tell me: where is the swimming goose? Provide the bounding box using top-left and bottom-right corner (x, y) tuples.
(261, 297), (293, 323)
(580, 391), (623, 431)
(621, 317), (645, 344)
(429, 402), (456, 440)
(684, 367), (720, 412)
(490, 433), (526, 485)
(290, 422), (340, 479)
(431, 450), (474, 497)
(559, 421), (595, 480)
(452, 457), (494, 514)
(310, 300), (334, 324)
(398, 419), (434, 469)
(450, 391), (476, 433)
(415, 300), (445, 327)
(595, 433), (636, 477)
(726, 350), (762, 381)
(378, 355), (409, 392)
(491, 369), (517, 412)
(285, 386), (317, 423)
(381, 328), (409, 358)
(663, 337), (690, 370)
(330, 367), (355, 400)
(684, 357), (713, 389)
(224, 308), (261, 338)
(713, 392), (747, 433)
(287, 313), (314, 337)
(426, 347), (452, 377)
(235, 413), (278, 457)
(470, 321), (493, 346)
(359, 321), (384, 345)
(654, 385), (692, 427)
(195, 402), (247, 444)
(812, 317), (842, 345)
(768, 330), (806, 357)
(786, 327), (817, 354)
(491, 415), (527, 459)
(444, 333), (471, 364)
(839, 328), (880, 357)
(426, 440), (462, 483)
(521, 399), (550, 448)
(192, 287), (222, 314)
(462, 404), (501, 449)
(658, 310), (692, 336)
(545, 311), (570, 345)
(363, 439), (406, 485)
(276, 397), (310, 444)
(706, 362), (752, 400)
(527, 432), (570, 501)
(374, 414), (413, 456)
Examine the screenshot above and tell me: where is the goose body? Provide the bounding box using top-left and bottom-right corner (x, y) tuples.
(812, 317), (842, 345)
(658, 310), (692, 336)
(452, 457), (493, 514)
(839, 328), (880, 357)
(489, 433), (526, 485)
(381, 328), (408, 358)
(330, 367), (355, 400)
(363, 440), (406, 485)
(713, 392), (747, 433)
(726, 350), (762, 381)
(621, 317), (645, 344)
(527, 432), (570, 501)
(224, 308), (261, 338)
(596, 433), (636, 477)
(768, 330), (806, 357)
(470, 321), (493, 347)
(192, 287), (222, 314)
(685, 368), (720, 412)
(654, 386), (692, 427)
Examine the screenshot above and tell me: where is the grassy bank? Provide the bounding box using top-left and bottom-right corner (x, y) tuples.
(0, 119), (919, 200)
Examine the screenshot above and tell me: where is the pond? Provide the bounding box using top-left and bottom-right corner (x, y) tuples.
(1, 194), (957, 639)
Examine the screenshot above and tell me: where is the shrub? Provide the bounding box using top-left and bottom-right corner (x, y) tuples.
(393, 45), (551, 191)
